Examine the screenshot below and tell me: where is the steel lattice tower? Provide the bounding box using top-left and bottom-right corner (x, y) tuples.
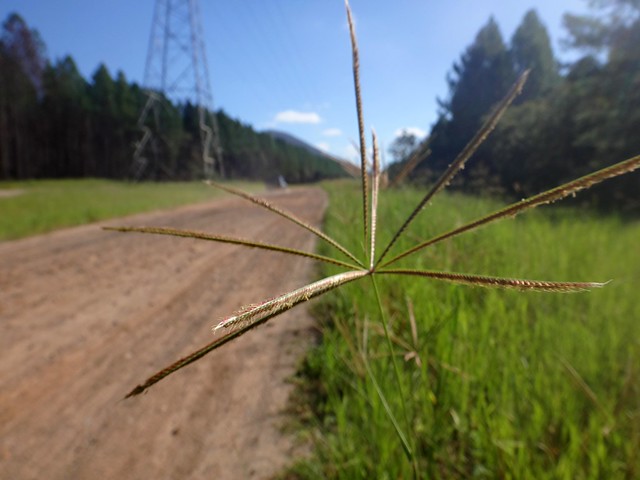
(132, 0), (224, 180)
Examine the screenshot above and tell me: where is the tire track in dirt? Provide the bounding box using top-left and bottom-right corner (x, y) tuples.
(0, 187), (328, 480)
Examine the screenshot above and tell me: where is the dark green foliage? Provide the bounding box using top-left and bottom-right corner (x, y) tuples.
(0, 13), (46, 93)
(0, 13), (45, 179)
(562, 0), (640, 54)
(430, 18), (515, 178)
(511, 10), (559, 102)
(404, 4), (640, 212)
(0, 12), (344, 183)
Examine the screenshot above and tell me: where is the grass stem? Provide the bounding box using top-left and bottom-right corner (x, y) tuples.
(370, 274), (419, 477)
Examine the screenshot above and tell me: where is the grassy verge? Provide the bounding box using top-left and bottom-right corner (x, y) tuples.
(0, 179), (261, 241)
(289, 180), (640, 479)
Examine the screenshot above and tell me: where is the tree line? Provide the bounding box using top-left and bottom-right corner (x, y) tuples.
(391, 0), (640, 213)
(0, 13), (345, 183)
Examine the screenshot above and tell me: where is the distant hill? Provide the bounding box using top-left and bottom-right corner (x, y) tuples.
(263, 130), (329, 158)
(215, 114), (349, 183)
(263, 130), (360, 178)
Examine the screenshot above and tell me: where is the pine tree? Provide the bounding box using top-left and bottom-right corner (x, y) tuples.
(511, 9), (559, 102)
(0, 13), (46, 94)
(429, 17), (516, 185)
(41, 56), (91, 177)
(89, 64), (118, 176)
(446, 18), (515, 134)
(0, 13), (45, 179)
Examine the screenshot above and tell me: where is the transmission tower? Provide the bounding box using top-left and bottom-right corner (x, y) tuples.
(132, 0), (224, 180)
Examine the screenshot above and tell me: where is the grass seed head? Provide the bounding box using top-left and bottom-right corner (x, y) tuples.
(113, 3), (639, 398)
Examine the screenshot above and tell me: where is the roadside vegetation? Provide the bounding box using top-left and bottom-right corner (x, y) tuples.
(288, 181), (640, 479)
(0, 179), (259, 241)
(2, 0), (634, 477)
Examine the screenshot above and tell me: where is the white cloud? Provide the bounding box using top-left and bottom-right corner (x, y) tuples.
(315, 142), (330, 152)
(393, 127), (427, 139)
(274, 110), (321, 124)
(322, 128), (342, 137)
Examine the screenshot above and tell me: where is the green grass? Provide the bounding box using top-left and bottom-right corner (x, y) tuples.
(0, 178), (261, 241)
(289, 180), (640, 479)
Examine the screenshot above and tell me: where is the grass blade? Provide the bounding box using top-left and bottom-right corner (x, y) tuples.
(125, 270), (367, 397)
(557, 356), (606, 414)
(379, 269), (606, 292)
(360, 332), (415, 464)
(205, 180), (363, 266)
(345, 0), (369, 255)
(104, 225), (360, 270)
(376, 71), (530, 267)
(380, 154), (640, 267)
(370, 275), (418, 473)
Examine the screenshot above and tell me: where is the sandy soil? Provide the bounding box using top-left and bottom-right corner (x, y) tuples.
(0, 187), (328, 480)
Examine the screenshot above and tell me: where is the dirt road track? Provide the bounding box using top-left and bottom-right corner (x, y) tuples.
(0, 187), (328, 479)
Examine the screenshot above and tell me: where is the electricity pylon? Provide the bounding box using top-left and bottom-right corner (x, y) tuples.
(131, 0), (224, 180)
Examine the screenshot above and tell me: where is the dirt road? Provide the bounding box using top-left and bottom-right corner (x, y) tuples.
(0, 187), (328, 479)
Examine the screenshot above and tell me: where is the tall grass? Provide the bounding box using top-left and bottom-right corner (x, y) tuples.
(289, 183), (640, 478)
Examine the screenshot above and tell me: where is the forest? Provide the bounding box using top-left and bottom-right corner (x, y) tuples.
(0, 12), (345, 183)
(389, 0), (640, 213)
(1, 1), (639, 210)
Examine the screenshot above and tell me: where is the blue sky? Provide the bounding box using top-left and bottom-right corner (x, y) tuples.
(2, 1), (591, 163)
